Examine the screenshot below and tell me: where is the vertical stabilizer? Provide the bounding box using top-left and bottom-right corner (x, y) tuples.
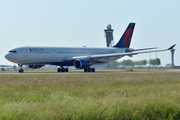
(113, 23), (135, 48)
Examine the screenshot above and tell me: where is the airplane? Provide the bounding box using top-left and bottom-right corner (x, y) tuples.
(0, 65), (13, 70)
(4, 23), (175, 73)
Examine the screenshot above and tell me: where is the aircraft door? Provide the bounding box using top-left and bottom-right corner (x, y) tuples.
(21, 48), (33, 62)
(51, 50), (56, 57)
(23, 49), (28, 58)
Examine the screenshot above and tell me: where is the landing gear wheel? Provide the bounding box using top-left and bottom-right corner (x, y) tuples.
(65, 68), (69, 72)
(57, 68), (61, 72)
(91, 68), (95, 72)
(19, 69), (24, 73)
(88, 68), (92, 72)
(18, 64), (24, 73)
(57, 67), (69, 73)
(84, 68), (87, 72)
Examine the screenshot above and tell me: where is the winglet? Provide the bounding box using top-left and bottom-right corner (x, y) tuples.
(167, 44), (176, 50)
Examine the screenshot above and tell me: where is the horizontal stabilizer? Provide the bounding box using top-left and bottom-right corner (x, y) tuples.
(126, 47), (158, 52)
(133, 47), (158, 51)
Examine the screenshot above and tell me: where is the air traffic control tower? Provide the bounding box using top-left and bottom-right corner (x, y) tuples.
(104, 24), (114, 47)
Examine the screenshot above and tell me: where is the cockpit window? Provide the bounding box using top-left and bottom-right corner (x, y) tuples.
(9, 50), (17, 53)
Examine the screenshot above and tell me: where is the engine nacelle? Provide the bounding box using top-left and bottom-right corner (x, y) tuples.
(28, 65), (44, 69)
(74, 59), (91, 69)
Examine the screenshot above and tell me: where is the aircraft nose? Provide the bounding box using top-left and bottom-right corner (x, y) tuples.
(5, 53), (12, 61)
(5, 53), (19, 63)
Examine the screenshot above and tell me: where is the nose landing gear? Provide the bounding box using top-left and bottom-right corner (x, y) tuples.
(18, 64), (24, 73)
(19, 69), (24, 73)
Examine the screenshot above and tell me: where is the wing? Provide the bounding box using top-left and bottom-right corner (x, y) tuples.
(62, 44), (176, 61)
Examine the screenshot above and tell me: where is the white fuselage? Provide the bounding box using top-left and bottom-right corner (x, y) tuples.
(5, 46), (126, 66)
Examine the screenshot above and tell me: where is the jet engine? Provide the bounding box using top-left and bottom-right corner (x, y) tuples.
(28, 65), (44, 69)
(74, 59), (91, 69)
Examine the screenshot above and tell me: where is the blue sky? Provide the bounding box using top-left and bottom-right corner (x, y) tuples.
(0, 0), (180, 66)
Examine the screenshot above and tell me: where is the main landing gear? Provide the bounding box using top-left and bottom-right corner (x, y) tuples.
(18, 64), (24, 73)
(84, 67), (95, 72)
(57, 67), (69, 72)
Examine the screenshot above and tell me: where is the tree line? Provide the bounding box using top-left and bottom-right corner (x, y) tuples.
(107, 58), (161, 67)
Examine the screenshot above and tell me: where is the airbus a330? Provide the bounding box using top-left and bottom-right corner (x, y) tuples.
(5, 23), (175, 73)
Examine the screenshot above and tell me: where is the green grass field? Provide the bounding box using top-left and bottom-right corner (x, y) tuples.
(0, 72), (180, 119)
